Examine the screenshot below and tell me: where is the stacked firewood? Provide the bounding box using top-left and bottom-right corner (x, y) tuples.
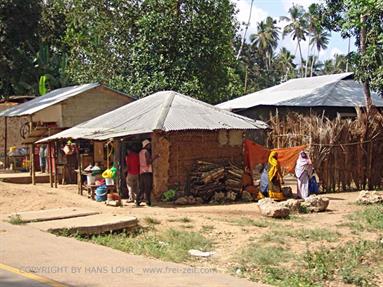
(189, 161), (243, 203)
(225, 163), (242, 194)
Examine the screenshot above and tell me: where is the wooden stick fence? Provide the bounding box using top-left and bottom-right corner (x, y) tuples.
(268, 109), (383, 192)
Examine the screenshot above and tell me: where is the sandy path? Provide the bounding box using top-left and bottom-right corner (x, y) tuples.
(0, 182), (367, 283)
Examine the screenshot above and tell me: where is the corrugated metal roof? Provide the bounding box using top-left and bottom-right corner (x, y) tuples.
(38, 91), (268, 142)
(216, 73), (383, 110)
(0, 83), (103, 117)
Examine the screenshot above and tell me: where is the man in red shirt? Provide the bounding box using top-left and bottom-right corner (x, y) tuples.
(125, 148), (140, 202)
(137, 139), (159, 207)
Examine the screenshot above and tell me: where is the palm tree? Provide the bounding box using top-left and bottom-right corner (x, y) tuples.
(310, 27), (330, 76)
(333, 54), (347, 73)
(281, 4), (308, 77)
(305, 4), (321, 77)
(306, 55), (324, 76)
(322, 59), (334, 75)
(250, 16), (280, 71)
(276, 47), (296, 81)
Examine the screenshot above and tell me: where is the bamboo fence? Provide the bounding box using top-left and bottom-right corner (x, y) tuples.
(268, 109), (383, 192)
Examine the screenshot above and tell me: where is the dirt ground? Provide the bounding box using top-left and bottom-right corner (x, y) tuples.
(0, 181), (367, 269)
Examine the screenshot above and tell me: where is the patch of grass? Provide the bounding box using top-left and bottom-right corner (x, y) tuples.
(168, 217), (192, 223)
(235, 240), (383, 287)
(230, 217), (269, 228)
(179, 217), (192, 223)
(259, 231), (287, 245)
(200, 225), (215, 233)
(347, 205), (383, 232)
(180, 224), (194, 229)
(143, 217), (161, 225)
(299, 205), (309, 214)
(52, 228), (80, 237)
(262, 267), (321, 287)
(238, 245), (293, 267)
(303, 240), (382, 285)
(167, 218), (177, 222)
(87, 228), (212, 263)
(8, 214), (25, 225)
(260, 228), (340, 243)
(292, 228), (340, 242)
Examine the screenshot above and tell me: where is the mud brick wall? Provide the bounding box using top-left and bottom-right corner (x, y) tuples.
(0, 116), (30, 156)
(152, 132), (170, 198)
(61, 86), (133, 127)
(164, 130), (244, 194)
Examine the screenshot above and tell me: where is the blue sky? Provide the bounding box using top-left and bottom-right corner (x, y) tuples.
(234, 0), (356, 62)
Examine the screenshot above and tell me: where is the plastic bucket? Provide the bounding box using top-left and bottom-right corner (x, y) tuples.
(105, 178), (114, 185)
(95, 185), (107, 202)
(87, 175), (96, 185)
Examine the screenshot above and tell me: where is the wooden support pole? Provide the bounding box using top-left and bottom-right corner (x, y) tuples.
(106, 142), (110, 168)
(4, 116), (8, 168)
(54, 142), (58, 188)
(77, 151), (82, 195)
(48, 142), (53, 188)
(113, 139), (121, 195)
(120, 140), (128, 198)
(29, 118), (33, 175)
(31, 143), (36, 185)
(79, 154), (84, 195)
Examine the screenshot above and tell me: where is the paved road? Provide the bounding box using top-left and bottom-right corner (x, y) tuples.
(0, 222), (269, 287)
(0, 269), (53, 287)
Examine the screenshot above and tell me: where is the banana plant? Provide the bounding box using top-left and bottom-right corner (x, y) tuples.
(39, 75), (47, 96)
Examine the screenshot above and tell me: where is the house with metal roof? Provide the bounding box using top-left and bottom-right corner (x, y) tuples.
(216, 73), (383, 121)
(39, 91), (268, 197)
(0, 83), (134, 170)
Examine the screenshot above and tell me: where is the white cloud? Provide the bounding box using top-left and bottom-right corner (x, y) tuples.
(233, 0), (268, 39)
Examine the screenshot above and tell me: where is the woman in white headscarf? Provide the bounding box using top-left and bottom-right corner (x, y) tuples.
(295, 151), (313, 199)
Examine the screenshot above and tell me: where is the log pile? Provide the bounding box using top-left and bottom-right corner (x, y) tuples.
(189, 161), (244, 203)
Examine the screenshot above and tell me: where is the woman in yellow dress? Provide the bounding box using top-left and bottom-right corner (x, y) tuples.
(268, 151), (286, 200)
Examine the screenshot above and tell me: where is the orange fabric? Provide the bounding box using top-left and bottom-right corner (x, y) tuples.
(241, 172), (253, 187)
(244, 139), (308, 174)
(244, 185), (258, 194)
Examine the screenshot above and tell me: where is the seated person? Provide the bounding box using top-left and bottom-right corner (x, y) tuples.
(268, 151), (286, 201)
(260, 164), (269, 198)
(242, 167), (264, 200)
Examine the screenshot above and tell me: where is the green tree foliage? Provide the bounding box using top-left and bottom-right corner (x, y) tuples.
(126, 0), (241, 103)
(62, 0), (141, 92)
(322, 0), (383, 95)
(280, 4), (308, 77)
(0, 0), (41, 97)
(0, 0), (240, 103)
(2, 0), (374, 104)
(250, 17), (280, 71)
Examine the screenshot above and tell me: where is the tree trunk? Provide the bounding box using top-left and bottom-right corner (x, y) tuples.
(346, 37), (351, 72)
(297, 39), (304, 77)
(310, 49), (317, 77)
(305, 36), (310, 77)
(244, 65), (248, 94)
(360, 14), (372, 112)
